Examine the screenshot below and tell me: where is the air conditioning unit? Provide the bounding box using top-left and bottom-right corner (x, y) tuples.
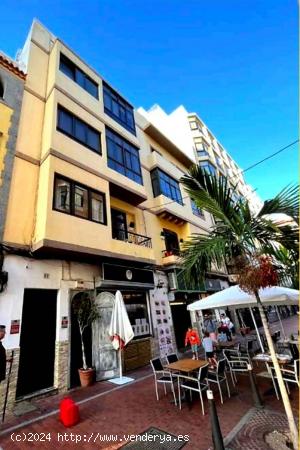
(167, 272), (177, 291)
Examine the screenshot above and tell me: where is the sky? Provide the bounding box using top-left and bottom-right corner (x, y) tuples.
(1, 1), (298, 200)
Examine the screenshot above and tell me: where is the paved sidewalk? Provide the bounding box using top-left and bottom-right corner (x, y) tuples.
(0, 315), (298, 449)
(0, 366), (298, 450)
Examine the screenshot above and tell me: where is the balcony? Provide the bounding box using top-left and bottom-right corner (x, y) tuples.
(161, 249), (180, 266)
(112, 228), (152, 248)
(150, 195), (187, 225)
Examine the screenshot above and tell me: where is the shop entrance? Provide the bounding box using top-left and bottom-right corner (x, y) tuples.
(16, 289), (57, 398)
(170, 302), (191, 351)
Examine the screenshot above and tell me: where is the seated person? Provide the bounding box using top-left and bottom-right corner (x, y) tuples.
(217, 331), (228, 342)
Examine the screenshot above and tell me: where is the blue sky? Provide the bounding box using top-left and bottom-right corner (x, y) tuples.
(1, 1), (298, 200)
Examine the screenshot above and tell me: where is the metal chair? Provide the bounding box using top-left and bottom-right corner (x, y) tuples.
(269, 360), (299, 400)
(166, 353), (179, 364)
(240, 339), (256, 359)
(223, 350), (250, 386)
(177, 364), (209, 415)
(207, 359), (231, 404)
(150, 358), (177, 405)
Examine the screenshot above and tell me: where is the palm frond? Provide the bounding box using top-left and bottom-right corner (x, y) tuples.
(181, 165), (239, 229)
(257, 184), (299, 220)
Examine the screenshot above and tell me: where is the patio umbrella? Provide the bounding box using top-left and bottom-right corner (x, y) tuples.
(108, 291), (134, 384)
(187, 285), (299, 351)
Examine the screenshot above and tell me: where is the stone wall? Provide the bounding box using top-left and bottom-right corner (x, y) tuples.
(54, 341), (69, 391)
(0, 347), (19, 418)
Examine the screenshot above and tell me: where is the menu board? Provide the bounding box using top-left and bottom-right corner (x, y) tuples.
(153, 298), (175, 358)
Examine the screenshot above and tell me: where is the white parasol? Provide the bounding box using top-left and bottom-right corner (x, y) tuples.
(108, 291), (135, 385)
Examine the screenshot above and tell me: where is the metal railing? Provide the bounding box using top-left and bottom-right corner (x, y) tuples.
(112, 228), (152, 248)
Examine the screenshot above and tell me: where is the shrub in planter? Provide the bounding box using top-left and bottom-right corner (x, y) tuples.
(72, 292), (100, 387)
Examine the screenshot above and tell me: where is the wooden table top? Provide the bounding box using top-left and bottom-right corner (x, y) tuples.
(166, 358), (208, 373)
(252, 353), (292, 365)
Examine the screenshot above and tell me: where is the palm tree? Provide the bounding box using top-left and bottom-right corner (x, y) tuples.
(180, 166), (299, 449)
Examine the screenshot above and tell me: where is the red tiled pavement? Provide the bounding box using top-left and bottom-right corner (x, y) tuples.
(0, 367), (298, 450)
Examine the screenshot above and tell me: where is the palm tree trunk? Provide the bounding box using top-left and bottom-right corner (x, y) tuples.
(79, 328), (87, 370)
(254, 290), (298, 450)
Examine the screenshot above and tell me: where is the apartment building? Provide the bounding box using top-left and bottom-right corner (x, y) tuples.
(139, 104), (263, 215)
(0, 20), (261, 408)
(0, 21), (216, 409)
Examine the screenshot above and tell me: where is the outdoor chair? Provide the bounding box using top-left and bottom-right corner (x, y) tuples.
(166, 353), (179, 364)
(289, 343), (299, 363)
(150, 358), (177, 405)
(207, 358), (231, 404)
(240, 339), (256, 359)
(269, 360), (299, 400)
(223, 350), (250, 386)
(177, 364), (209, 415)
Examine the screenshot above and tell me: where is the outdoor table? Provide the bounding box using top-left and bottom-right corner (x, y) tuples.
(166, 358), (208, 373)
(165, 359), (208, 405)
(277, 339), (298, 346)
(252, 353), (292, 365)
(253, 353), (292, 397)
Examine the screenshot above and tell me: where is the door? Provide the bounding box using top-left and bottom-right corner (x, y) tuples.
(164, 229), (179, 254)
(170, 302), (191, 352)
(16, 289), (57, 398)
(111, 208), (127, 241)
(92, 292), (119, 381)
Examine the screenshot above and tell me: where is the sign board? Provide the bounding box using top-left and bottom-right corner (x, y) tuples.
(10, 320), (20, 334)
(61, 316), (68, 328)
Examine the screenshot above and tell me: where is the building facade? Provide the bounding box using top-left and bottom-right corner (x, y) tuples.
(0, 20), (260, 409)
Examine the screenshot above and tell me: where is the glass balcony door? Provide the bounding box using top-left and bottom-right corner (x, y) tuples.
(111, 208), (128, 241)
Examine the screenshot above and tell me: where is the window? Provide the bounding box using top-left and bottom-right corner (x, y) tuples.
(191, 199), (205, 219)
(59, 53), (98, 98)
(200, 162), (216, 176)
(0, 79), (3, 98)
(103, 81), (136, 134)
(57, 106), (101, 153)
(151, 168), (183, 205)
(53, 174), (106, 224)
(106, 127), (142, 184)
(214, 152), (223, 168)
(190, 121), (198, 130)
(54, 177), (71, 213)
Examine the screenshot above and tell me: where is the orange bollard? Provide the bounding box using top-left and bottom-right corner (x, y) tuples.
(60, 397), (80, 427)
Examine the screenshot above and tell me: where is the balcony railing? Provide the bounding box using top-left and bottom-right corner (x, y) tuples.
(112, 228), (152, 248)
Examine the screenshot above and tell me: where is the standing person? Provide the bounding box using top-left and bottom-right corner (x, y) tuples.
(0, 325), (7, 384)
(185, 327), (200, 360)
(203, 314), (217, 342)
(220, 313), (232, 341)
(202, 331), (217, 368)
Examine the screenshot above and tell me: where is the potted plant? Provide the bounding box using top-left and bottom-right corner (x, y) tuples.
(72, 292), (100, 387)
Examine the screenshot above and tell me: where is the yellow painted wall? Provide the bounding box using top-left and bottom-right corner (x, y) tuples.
(0, 102), (13, 187)
(4, 21), (213, 268)
(3, 158), (39, 245)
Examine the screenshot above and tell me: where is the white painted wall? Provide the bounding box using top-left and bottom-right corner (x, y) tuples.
(0, 255), (101, 348)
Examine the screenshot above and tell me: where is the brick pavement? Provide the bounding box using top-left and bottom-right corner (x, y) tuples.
(0, 315), (298, 450)
(0, 367), (298, 450)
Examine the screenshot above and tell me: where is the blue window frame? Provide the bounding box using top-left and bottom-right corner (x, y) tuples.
(200, 162), (216, 176)
(103, 82), (136, 134)
(191, 199), (205, 218)
(57, 106), (101, 154)
(151, 168), (183, 205)
(59, 53), (98, 99)
(106, 127), (142, 184)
